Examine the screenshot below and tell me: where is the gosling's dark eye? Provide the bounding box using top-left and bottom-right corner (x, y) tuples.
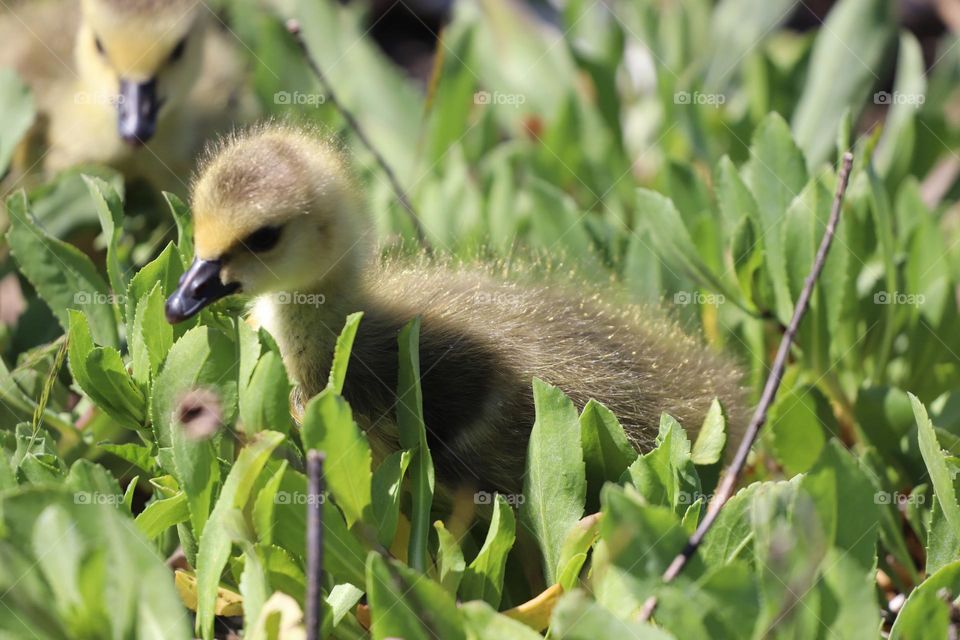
(243, 225), (283, 253)
(169, 37), (187, 63)
(94, 36), (105, 56)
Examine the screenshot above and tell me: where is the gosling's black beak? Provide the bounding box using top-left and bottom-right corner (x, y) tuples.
(165, 258), (240, 324)
(117, 78), (160, 144)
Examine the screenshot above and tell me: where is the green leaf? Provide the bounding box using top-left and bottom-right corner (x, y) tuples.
(874, 32), (925, 180)
(599, 484), (694, 580)
(371, 450), (411, 547)
(434, 521), (466, 594)
(742, 112), (809, 323)
(521, 379), (586, 585)
(327, 311), (362, 394)
(551, 590), (676, 639)
(791, 0), (895, 169)
(769, 380), (830, 476)
(557, 513), (601, 591)
(366, 553), (466, 640)
(692, 399), (727, 465)
(130, 283), (174, 386)
(460, 601), (543, 640)
(912, 394), (960, 533)
(82, 345), (147, 429)
(0, 68), (35, 174)
(163, 192), (194, 264)
(195, 431), (284, 639)
(397, 317), (435, 572)
(624, 414), (701, 513)
(301, 388), (372, 528)
(83, 175), (127, 304)
(890, 560), (960, 640)
(135, 492), (190, 539)
(460, 494), (516, 607)
(126, 243), (184, 338)
(239, 351), (291, 435)
(7, 191), (118, 347)
(637, 188), (738, 306)
(580, 399), (638, 500)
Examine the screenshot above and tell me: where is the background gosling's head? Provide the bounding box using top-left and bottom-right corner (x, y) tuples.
(166, 125), (364, 323)
(77, 0), (205, 144)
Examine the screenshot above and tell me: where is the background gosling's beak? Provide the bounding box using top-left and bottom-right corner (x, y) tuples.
(117, 78), (160, 144)
(165, 258), (240, 324)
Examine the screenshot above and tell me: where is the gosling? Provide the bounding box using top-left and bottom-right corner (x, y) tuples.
(0, 0), (255, 188)
(165, 125), (747, 494)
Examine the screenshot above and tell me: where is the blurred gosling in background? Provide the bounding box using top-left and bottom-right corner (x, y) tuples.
(0, 0), (256, 190)
(166, 124), (748, 494)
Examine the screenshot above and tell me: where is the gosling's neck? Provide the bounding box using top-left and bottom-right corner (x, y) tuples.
(255, 264), (366, 396)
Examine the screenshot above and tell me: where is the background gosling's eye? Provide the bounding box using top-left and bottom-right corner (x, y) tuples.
(169, 37), (187, 63)
(94, 36), (105, 56)
(243, 225), (283, 253)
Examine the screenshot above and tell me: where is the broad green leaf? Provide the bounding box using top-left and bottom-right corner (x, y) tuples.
(742, 113), (808, 322)
(328, 311), (362, 394)
(692, 399), (727, 465)
(135, 492), (190, 539)
(84, 346), (147, 429)
(371, 450), (411, 547)
(557, 513), (601, 591)
(521, 379), (586, 585)
(7, 192), (118, 347)
(164, 192), (194, 264)
(550, 590), (676, 639)
(195, 431), (284, 639)
(301, 388), (371, 528)
(434, 521), (466, 594)
(460, 601), (543, 640)
(239, 351), (291, 435)
(461, 494), (516, 607)
(366, 553), (466, 640)
(83, 175), (126, 304)
(130, 284), (173, 386)
(912, 394), (960, 533)
(126, 243), (184, 338)
(599, 484), (694, 580)
(791, 0), (895, 169)
(397, 317), (435, 572)
(890, 560), (960, 640)
(580, 399), (638, 501)
(875, 32), (925, 180)
(769, 380), (830, 476)
(624, 414), (701, 513)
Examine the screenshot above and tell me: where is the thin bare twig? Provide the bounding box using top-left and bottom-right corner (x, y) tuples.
(306, 450), (325, 640)
(639, 151), (855, 622)
(286, 19), (430, 250)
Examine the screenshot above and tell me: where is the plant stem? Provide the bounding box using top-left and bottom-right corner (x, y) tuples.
(306, 450), (325, 640)
(639, 151), (855, 622)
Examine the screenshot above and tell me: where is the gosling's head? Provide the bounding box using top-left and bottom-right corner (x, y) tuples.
(76, 0), (205, 144)
(166, 125), (364, 324)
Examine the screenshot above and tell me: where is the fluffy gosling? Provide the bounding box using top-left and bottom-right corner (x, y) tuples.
(0, 0), (255, 187)
(166, 125), (747, 494)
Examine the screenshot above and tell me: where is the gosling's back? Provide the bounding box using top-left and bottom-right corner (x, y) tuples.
(298, 262), (746, 494)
